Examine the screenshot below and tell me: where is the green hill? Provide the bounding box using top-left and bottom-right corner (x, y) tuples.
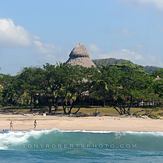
(93, 58), (162, 74)
(93, 58), (132, 66)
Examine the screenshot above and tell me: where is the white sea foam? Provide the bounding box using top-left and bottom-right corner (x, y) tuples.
(52, 129), (163, 135)
(0, 129), (53, 150)
(124, 131), (163, 136)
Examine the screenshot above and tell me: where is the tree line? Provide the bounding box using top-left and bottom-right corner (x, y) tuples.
(0, 63), (162, 115)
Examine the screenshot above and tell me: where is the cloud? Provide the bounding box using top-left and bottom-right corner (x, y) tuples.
(0, 18), (31, 47)
(125, 0), (163, 10)
(33, 39), (64, 63)
(88, 44), (163, 67)
(0, 18), (58, 59)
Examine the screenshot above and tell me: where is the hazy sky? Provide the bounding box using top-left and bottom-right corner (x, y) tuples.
(0, 0), (163, 74)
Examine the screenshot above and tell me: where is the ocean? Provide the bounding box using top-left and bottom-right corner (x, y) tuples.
(0, 129), (163, 163)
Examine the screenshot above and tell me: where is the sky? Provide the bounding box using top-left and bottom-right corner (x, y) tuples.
(0, 0), (163, 74)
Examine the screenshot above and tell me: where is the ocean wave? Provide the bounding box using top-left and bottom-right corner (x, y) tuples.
(1, 129), (163, 150)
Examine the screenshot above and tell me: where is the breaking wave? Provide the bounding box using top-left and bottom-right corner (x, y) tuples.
(1, 129), (163, 151)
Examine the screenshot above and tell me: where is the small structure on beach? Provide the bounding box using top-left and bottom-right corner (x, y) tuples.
(66, 43), (96, 68)
(154, 75), (161, 81)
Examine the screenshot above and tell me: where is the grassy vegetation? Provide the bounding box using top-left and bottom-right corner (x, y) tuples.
(1, 106), (163, 119)
(76, 107), (163, 118)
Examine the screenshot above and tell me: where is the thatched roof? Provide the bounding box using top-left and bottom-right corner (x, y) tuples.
(66, 43), (96, 68)
(69, 43), (89, 58)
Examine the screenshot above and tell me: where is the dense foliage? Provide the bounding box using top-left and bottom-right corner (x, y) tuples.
(0, 64), (162, 115)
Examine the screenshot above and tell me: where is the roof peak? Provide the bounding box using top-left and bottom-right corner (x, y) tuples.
(69, 43), (90, 58)
(66, 43), (96, 68)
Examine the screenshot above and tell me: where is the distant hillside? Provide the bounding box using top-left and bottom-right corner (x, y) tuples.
(144, 66), (161, 74)
(93, 58), (162, 74)
(93, 58), (132, 66)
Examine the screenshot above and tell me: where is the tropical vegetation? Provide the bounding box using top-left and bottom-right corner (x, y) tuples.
(0, 63), (162, 116)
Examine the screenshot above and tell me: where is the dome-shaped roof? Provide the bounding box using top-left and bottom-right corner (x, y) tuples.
(69, 43), (90, 58)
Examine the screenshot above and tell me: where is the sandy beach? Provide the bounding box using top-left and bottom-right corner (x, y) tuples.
(0, 114), (163, 132)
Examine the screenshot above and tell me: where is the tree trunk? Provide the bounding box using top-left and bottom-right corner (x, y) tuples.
(73, 107), (81, 114)
(114, 106), (123, 115)
(48, 105), (52, 114)
(127, 107), (131, 115)
(53, 104), (58, 114)
(103, 100), (106, 107)
(30, 95), (33, 112)
(63, 105), (69, 114)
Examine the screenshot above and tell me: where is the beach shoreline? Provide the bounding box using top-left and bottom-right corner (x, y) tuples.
(0, 114), (163, 132)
